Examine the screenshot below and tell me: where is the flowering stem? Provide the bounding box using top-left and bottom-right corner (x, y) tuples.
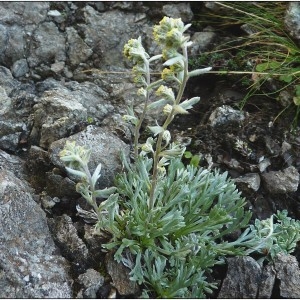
(134, 59), (151, 160)
(148, 44), (189, 210)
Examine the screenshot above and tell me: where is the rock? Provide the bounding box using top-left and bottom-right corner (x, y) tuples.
(285, 2), (300, 46)
(66, 27), (93, 67)
(0, 2), (48, 25)
(28, 21), (66, 69)
(274, 253), (300, 298)
(49, 125), (130, 190)
(218, 254), (300, 299)
(234, 173), (261, 192)
(218, 256), (261, 298)
(80, 5), (150, 68)
(76, 268), (104, 298)
(190, 30), (216, 55)
(83, 224), (104, 261)
(0, 2), (49, 67)
(25, 145), (52, 193)
(209, 105), (246, 127)
(1, 25), (26, 67)
(64, 81), (112, 122)
(48, 9), (61, 17)
(278, 89), (293, 107)
(0, 149), (26, 180)
(0, 66), (19, 94)
(105, 251), (140, 296)
(50, 61), (65, 74)
(0, 132), (20, 152)
(258, 263), (276, 298)
(47, 9), (66, 24)
(45, 171), (78, 199)
(0, 84), (27, 152)
(0, 168), (72, 298)
(258, 157), (271, 173)
(204, 2), (229, 14)
(11, 59), (30, 78)
(0, 24), (8, 58)
(261, 166), (299, 194)
(0, 70), (36, 153)
(162, 2), (193, 22)
(30, 88), (87, 149)
(47, 214), (89, 274)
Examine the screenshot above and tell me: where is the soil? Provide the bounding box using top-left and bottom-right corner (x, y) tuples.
(175, 74), (300, 220)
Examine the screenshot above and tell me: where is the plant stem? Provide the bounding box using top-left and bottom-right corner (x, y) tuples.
(148, 45), (189, 210)
(134, 59), (151, 160)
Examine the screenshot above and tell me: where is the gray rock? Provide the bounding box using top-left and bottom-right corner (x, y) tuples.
(218, 254), (300, 299)
(190, 31), (216, 55)
(49, 125), (130, 190)
(80, 5), (150, 68)
(10, 83), (37, 118)
(65, 81), (112, 121)
(83, 224), (104, 259)
(0, 169), (72, 298)
(66, 27), (93, 67)
(47, 9), (66, 24)
(0, 66), (19, 94)
(0, 149), (26, 180)
(28, 21), (66, 69)
(258, 263), (276, 298)
(0, 2), (48, 26)
(0, 23), (8, 57)
(50, 61), (65, 74)
(0, 79), (34, 155)
(11, 59), (29, 78)
(274, 253), (300, 298)
(105, 251), (140, 296)
(45, 171), (77, 198)
(76, 268), (104, 298)
(162, 2), (193, 22)
(204, 2), (228, 13)
(0, 86), (13, 116)
(261, 166), (299, 194)
(1, 25), (26, 66)
(234, 173), (261, 192)
(285, 2), (300, 46)
(218, 256), (261, 298)
(47, 214), (89, 272)
(0, 132), (20, 152)
(0, 80), (27, 151)
(30, 88), (87, 149)
(258, 157), (271, 173)
(209, 105), (246, 127)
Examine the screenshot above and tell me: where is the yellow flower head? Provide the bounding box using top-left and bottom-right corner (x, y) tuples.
(123, 37), (149, 64)
(156, 85), (175, 102)
(161, 68), (175, 81)
(153, 16), (185, 48)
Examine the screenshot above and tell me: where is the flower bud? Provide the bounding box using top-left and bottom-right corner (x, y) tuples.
(137, 87), (147, 97)
(157, 166), (166, 178)
(156, 85), (175, 102)
(162, 130), (171, 145)
(163, 104), (173, 115)
(123, 37), (149, 64)
(161, 68), (175, 81)
(141, 143), (154, 154)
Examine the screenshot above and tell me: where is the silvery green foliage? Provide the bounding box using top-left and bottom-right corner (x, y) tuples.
(59, 141), (117, 221)
(100, 156), (261, 297)
(249, 210), (300, 262)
